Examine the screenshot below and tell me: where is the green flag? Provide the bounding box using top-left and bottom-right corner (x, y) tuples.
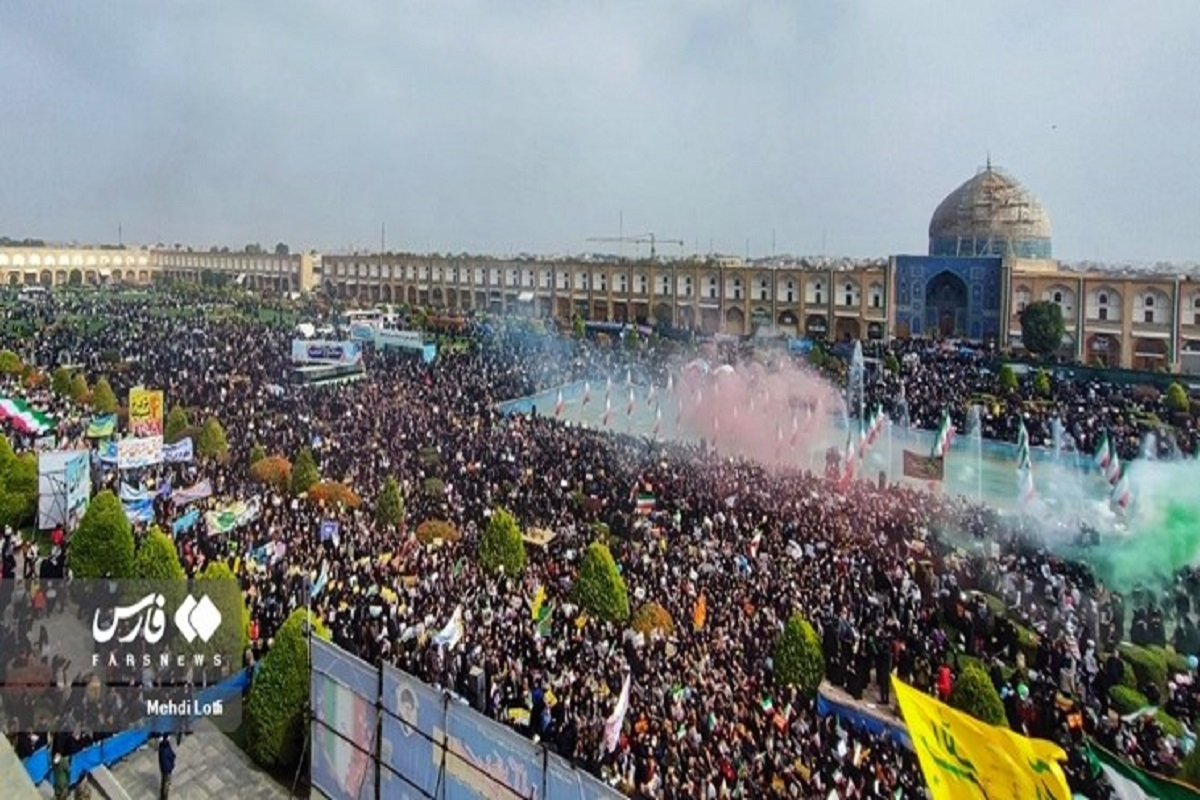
(1088, 742), (1200, 800)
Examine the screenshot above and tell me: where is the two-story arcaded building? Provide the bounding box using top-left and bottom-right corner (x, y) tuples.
(3, 166), (1199, 372)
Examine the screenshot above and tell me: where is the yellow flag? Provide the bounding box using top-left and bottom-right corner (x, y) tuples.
(531, 584), (546, 622)
(693, 592), (707, 631)
(892, 676), (1070, 800)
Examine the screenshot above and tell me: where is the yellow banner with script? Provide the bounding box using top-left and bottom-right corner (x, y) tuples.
(128, 388), (164, 437)
(892, 676), (1070, 800)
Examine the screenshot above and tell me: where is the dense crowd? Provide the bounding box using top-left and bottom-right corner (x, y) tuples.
(1, 288), (1198, 798)
(855, 339), (1198, 461)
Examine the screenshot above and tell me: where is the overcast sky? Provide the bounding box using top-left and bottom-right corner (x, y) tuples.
(2, 2), (1198, 263)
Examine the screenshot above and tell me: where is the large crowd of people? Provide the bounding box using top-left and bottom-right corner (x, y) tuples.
(1, 287), (1199, 798)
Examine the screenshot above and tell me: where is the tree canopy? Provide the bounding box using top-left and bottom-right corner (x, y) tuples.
(1019, 301), (1066, 357)
(291, 446), (320, 495)
(195, 416), (229, 461)
(91, 376), (118, 414)
(479, 506), (526, 576)
(571, 541), (630, 623)
(70, 489), (136, 580)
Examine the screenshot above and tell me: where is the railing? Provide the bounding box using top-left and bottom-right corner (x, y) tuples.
(21, 669), (249, 788)
(311, 638), (621, 800)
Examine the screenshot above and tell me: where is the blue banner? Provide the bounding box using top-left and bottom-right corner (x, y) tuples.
(122, 497), (155, 524)
(171, 508), (200, 535)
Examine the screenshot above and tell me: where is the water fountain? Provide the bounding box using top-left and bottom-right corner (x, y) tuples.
(846, 341), (865, 425)
(966, 404), (983, 503)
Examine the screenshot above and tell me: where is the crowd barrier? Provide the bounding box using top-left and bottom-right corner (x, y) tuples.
(816, 688), (911, 751)
(311, 638), (622, 800)
(498, 381), (1101, 472)
(21, 669), (249, 788)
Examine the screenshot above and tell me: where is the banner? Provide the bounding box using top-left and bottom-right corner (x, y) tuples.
(291, 339), (363, 366)
(892, 675), (1069, 800)
(162, 437), (194, 463)
(116, 436), (163, 469)
(171, 508), (201, 536)
(37, 450), (91, 530)
(122, 497), (155, 524)
(86, 414), (116, 438)
(128, 388), (164, 437)
(171, 479), (213, 507)
(119, 482), (151, 503)
(204, 497), (262, 536)
(903, 450), (945, 481)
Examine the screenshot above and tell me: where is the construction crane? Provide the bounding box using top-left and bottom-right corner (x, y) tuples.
(586, 232), (685, 261)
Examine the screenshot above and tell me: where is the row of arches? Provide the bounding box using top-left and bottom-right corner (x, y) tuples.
(1012, 283), (1196, 325)
(327, 263), (887, 307)
(2, 269), (150, 286)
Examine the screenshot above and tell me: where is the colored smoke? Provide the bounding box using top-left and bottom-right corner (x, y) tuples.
(1081, 458), (1200, 590)
(676, 360), (842, 468)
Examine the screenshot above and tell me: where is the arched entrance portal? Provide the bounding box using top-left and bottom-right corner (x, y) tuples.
(925, 271), (968, 337)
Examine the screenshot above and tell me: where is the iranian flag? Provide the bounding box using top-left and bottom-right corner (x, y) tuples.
(635, 492), (656, 515)
(1112, 474), (1133, 511)
(0, 397), (55, 435)
(1093, 432), (1112, 470)
(931, 410), (954, 457)
(1107, 450), (1123, 485)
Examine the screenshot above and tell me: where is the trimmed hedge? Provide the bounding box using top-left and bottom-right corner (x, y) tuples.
(70, 489), (136, 580)
(307, 481), (362, 509)
(1108, 685), (1149, 715)
(193, 561), (250, 672)
(572, 541), (630, 623)
(133, 527), (185, 582)
(375, 476), (405, 530)
(479, 507), (526, 577)
(248, 455), (292, 490)
(773, 614), (824, 699)
(291, 447), (320, 495)
(1149, 645), (1190, 676)
(631, 602), (674, 636)
(415, 519), (459, 546)
(1119, 644), (1169, 694)
(246, 609), (330, 770)
(949, 663), (1006, 726)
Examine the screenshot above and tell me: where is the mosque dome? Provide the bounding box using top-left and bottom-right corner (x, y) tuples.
(928, 164), (1052, 259)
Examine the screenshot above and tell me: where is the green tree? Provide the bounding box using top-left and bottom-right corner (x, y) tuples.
(572, 314), (585, 339)
(164, 405), (190, 444)
(195, 416), (229, 461)
(0, 349), (23, 376)
(624, 327), (640, 352)
(772, 614), (825, 698)
(51, 366), (73, 396)
(998, 363), (1018, 393)
(1166, 382), (1190, 414)
(248, 442), (266, 466)
(69, 489), (136, 579)
(91, 376), (118, 414)
(245, 608), (330, 770)
(132, 526), (185, 583)
(1033, 369), (1052, 398)
(291, 446), (320, 495)
(1019, 301), (1065, 357)
(375, 476), (405, 531)
(571, 541), (630, 623)
(69, 372), (90, 404)
(193, 561), (250, 674)
(0, 451), (38, 530)
(948, 663), (1006, 726)
(479, 507), (526, 576)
